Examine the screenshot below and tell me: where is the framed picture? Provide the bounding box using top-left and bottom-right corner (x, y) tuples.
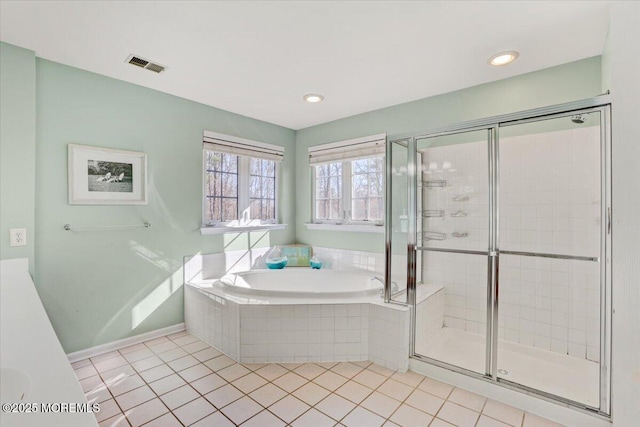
(68, 144), (147, 205)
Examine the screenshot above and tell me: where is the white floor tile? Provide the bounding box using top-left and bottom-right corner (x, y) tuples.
(232, 372), (268, 394)
(293, 382), (331, 406)
(361, 391), (402, 418)
(148, 373), (187, 396)
(98, 413), (130, 427)
(294, 363), (326, 380)
(72, 359), (92, 369)
(178, 363), (213, 383)
(448, 387), (487, 412)
(315, 393), (356, 421)
(389, 404), (434, 427)
(404, 389), (445, 416)
(377, 378), (414, 401)
(313, 370), (348, 391)
(74, 364), (99, 380)
(192, 347), (223, 362)
(335, 380), (373, 404)
(391, 370), (425, 387)
(138, 364), (173, 383)
(220, 396), (262, 424)
(158, 347), (188, 363)
(149, 340), (178, 354)
(269, 395), (310, 423)
(122, 348), (154, 363)
(272, 371), (308, 392)
(242, 409), (287, 427)
(190, 373), (227, 395)
(181, 340), (210, 354)
(167, 354), (199, 372)
(191, 411), (234, 427)
(142, 412), (182, 427)
(106, 374), (145, 397)
(352, 369), (387, 389)
(367, 363), (396, 377)
(91, 351), (122, 364)
(172, 334), (200, 347)
(416, 377), (454, 399)
(172, 397), (216, 426)
(291, 408), (335, 427)
(342, 406), (386, 427)
(483, 400), (525, 426)
(94, 399), (121, 422)
(477, 414), (512, 427)
(100, 364), (136, 384)
(437, 401), (480, 427)
(331, 362), (364, 379)
(130, 355), (164, 372)
(249, 383), (288, 407)
(204, 383), (244, 409)
(255, 363), (289, 381)
(159, 384), (199, 410)
(217, 363), (251, 382)
(118, 343), (146, 355)
(94, 355), (129, 373)
(115, 385), (155, 411)
(429, 419), (456, 427)
(204, 354), (236, 371)
(124, 398), (169, 427)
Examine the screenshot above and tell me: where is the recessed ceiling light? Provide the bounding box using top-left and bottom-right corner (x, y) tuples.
(303, 94), (324, 103)
(488, 51), (519, 66)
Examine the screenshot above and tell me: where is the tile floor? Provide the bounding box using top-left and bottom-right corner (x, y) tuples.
(73, 331), (565, 427)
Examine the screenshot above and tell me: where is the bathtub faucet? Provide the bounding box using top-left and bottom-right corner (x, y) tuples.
(371, 276), (399, 296)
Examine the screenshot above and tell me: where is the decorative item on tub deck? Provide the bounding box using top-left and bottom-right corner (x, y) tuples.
(310, 256), (323, 269)
(265, 256), (288, 269)
(280, 244), (312, 267)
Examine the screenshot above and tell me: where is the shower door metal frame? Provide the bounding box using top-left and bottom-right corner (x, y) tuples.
(384, 94), (612, 418)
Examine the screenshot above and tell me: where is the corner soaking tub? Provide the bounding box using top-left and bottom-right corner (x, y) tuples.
(217, 268), (383, 297)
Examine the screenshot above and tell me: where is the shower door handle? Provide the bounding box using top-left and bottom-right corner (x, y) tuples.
(607, 207), (611, 235)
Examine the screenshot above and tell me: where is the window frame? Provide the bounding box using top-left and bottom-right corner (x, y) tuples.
(312, 155), (385, 226)
(202, 152), (279, 228)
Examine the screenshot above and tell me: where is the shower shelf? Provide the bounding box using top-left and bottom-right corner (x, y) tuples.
(423, 210), (445, 218)
(453, 195), (469, 201)
(450, 210), (467, 217)
(422, 179), (447, 189)
(451, 232), (468, 238)
(420, 231), (447, 241)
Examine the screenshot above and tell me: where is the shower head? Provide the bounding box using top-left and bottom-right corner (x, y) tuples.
(571, 114), (587, 124)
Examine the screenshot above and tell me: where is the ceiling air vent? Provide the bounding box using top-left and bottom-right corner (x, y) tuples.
(125, 55), (166, 74)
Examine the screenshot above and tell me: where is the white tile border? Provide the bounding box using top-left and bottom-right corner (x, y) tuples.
(66, 323), (185, 363)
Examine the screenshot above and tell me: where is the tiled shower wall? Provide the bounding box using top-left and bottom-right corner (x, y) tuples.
(420, 126), (601, 362)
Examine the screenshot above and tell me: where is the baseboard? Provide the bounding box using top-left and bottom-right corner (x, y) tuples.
(67, 323), (185, 363)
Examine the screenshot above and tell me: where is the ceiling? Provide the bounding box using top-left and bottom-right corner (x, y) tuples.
(0, 1), (610, 130)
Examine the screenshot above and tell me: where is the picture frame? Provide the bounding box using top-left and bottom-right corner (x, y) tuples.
(68, 144), (148, 205)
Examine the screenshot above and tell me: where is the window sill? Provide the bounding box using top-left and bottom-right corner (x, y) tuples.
(305, 223), (385, 233)
(200, 224), (287, 235)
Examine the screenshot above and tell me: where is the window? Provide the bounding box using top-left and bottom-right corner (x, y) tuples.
(203, 132), (283, 228)
(309, 133), (386, 225)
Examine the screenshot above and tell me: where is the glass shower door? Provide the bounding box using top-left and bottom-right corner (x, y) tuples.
(412, 129), (491, 375)
(496, 109), (609, 410)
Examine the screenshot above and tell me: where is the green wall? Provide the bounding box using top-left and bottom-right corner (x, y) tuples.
(34, 58), (296, 353)
(295, 56), (603, 252)
(0, 43), (36, 272)
(1, 42), (604, 354)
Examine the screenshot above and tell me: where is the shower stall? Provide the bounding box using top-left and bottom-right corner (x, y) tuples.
(384, 96), (611, 416)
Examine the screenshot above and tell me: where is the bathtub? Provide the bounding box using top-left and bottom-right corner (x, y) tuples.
(217, 269), (383, 297)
